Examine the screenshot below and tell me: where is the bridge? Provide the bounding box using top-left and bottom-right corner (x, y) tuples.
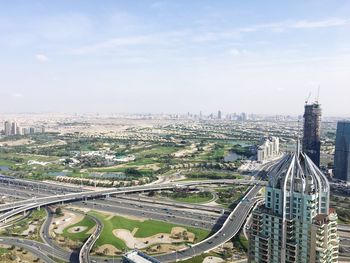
(0, 166), (273, 263)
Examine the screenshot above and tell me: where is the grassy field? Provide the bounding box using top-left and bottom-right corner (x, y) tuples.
(184, 170), (242, 180)
(1, 209), (46, 241)
(216, 185), (248, 208)
(62, 216), (96, 241)
(135, 146), (179, 158)
(0, 248), (8, 254)
(89, 211), (210, 250)
(0, 159), (15, 166)
(172, 193), (214, 204)
(233, 232), (248, 251)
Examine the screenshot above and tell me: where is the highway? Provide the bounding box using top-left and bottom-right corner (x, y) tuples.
(0, 179), (266, 222)
(0, 236), (59, 263)
(79, 213), (103, 263)
(155, 185), (262, 262)
(40, 207), (78, 262)
(0, 183), (226, 230)
(0, 167), (271, 263)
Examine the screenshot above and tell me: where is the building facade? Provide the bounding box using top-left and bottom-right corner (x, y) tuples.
(334, 121), (350, 182)
(4, 121), (11, 136)
(302, 103), (322, 167)
(248, 148), (339, 263)
(257, 137), (280, 162)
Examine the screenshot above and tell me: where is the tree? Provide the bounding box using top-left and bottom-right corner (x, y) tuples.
(55, 207), (63, 216)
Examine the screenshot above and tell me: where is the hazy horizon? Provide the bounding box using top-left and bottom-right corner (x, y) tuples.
(1, 1), (350, 115)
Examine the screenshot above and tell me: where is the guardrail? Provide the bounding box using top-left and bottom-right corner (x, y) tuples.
(79, 215), (102, 263)
(0, 179), (267, 215)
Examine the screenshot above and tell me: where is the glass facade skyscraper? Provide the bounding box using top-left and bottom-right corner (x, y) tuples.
(334, 121), (350, 182)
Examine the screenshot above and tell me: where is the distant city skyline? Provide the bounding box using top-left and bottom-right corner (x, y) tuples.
(0, 1), (350, 115)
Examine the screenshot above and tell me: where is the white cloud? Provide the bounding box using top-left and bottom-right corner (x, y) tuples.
(72, 35), (157, 54)
(191, 17), (349, 44)
(229, 49), (241, 56)
(11, 93), (23, 98)
(35, 54), (49, 62)
(228, 49), (249, 56)
(292, 18), (349, 29)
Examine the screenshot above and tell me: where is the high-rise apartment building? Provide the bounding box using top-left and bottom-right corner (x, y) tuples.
(302, 103), (321, 167)
(257, 137), (280, 162)
(4, 121), (11, 136)
(248, 147), (339, 263)
(334, 121), (350, 182)
(11, 121), (17, 135)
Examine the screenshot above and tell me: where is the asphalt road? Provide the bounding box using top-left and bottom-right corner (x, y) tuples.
(0, 183), (225, 230)
(0, 168), (270, 262)
(0, 236), (61, 263)
(155, 185), (261, 262)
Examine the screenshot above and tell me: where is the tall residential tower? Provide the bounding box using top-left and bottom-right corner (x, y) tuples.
(248, 146), (339, 263)
(334, 121), (350, 182)
(303, 103), (322, 167)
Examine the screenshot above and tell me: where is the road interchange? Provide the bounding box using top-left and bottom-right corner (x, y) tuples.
(0, 163), (273, 263)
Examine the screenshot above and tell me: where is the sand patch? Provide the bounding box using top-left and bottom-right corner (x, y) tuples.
(203, 256), (224, 263)
(94, 244), (121, 256)
(146, 244), (187, 254)
(21, 223), (37, 236)
(173, 144), (197, 158)
(131, 228), (138, 235)
(113, 227), (195, 249)
(51, 210), (84, 234)
(171, 227), (195, 242)
(67, 226), (88, 234)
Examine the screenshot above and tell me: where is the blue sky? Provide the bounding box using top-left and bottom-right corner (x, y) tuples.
(0, 0), (350, 115)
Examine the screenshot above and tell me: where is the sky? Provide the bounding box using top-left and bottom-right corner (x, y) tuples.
(0, 0), (350, 116)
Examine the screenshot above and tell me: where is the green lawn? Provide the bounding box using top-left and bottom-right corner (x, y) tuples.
(135, 146), (179, 158)
(89, 211), (210, 250)
(62, 216), (96, 241)
(172, 193), (214, 204)
(233, 233), (249, 251)
(0, 248), (8, 254)
(0, 159), (15, 166)
(1, 209), (46, 241)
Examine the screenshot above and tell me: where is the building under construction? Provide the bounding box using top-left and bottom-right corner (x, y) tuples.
(302, 102), (322, 167)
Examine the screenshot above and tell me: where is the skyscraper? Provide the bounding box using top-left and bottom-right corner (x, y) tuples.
(4, 121), (11, 136)
(334, 121), (350, 182)
(11, 121), (17, 135)
(303, 103), (321, 167)
(248, 145), (339, 263)
(218, 110), (222, 120)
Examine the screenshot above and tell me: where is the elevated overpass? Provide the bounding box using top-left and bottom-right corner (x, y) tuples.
(0, 179), (267, 217)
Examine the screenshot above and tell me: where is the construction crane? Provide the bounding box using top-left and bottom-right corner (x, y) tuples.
(315, 86), (320, 103)
(305, 92), (312, 105)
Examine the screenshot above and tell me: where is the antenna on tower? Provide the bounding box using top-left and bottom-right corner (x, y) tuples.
(316, 85), (320, 104)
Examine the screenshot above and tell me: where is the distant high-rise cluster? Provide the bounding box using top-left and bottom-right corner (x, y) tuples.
(334, 121), (350, 182)
(217, 110), (222, 120)
(302, 103), (321, 167)
(257, 137), (280, 162)
(248, 149), (339, 263)
(2, 121), (45, 137)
